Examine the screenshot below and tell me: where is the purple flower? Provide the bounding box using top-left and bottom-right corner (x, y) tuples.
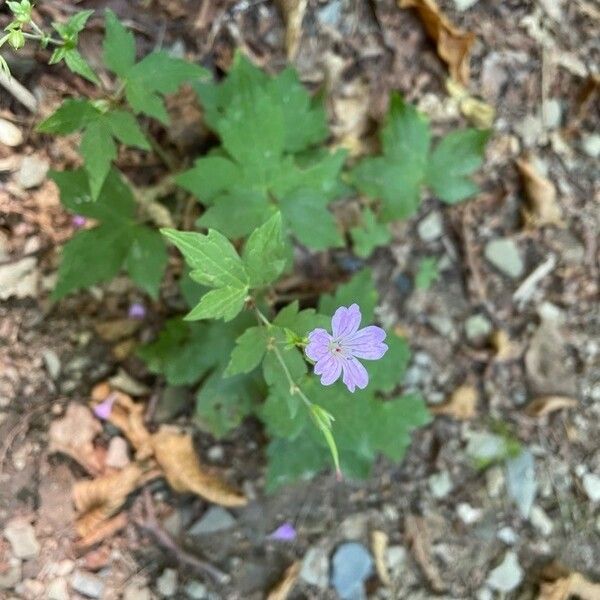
(72, 215), (86, 228)
(93, 393), (116, 420)
(268, 522), (297, 541)
(128, 302), (146, 320)
(305, 304), (388, 393)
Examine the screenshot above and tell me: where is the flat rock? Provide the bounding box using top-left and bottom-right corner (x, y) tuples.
(47, 578), (69, 600)
(105, 436), (130, 469)
(189, 507), (236, 536)
(465, 314), (492, 343)
(429, 471), (453, 499)
(157, 568), (178, 597)
(0, 558), (21, 590)
(184, 580), (208, 599)
(0, 118), (23, 146)
(300, 546), (329, 589)
(417, 211), (443, 242)
(457, 503), (482, 525)
(0, 257), (39, 300)
(582, 473), (600, 502)
(485, 551), (523, 593)
(3, 518), (40, 559)
(484, 238), (524, 278)
(453, 0), (480, 9)
(123, 583), (152, 600)
(330, 542), (373, 600)
(529, 505), (553, 536)
(17, 155), (49, 189)
(71, 570), (104, 599)
(42, 349), (61, 380)
(581, 133), (600, 158)
(506, 449), (537, 519)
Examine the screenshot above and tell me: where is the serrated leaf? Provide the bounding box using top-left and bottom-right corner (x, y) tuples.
(242, 212), (286, 287)
(185, 286), (248, 322)
(37, 99), (100, 134)
(366, 333), (411, 393)
(103, 9), (135, 78)
(273, 301), (329, 338)
(426, 129), (489, 203)
(350, 208), (391, 258)
(260, 389), (307, 437)
(176, 156), (242, 201)
(106, 110), (150, 149)
(125, 226), (168, 298)
(224, 326), (268, 376)
(80, 119), (117, 200)
(61, 9), (94, 37)
(319, 268), (377, 321)
(64, 49), (99, 85)
(52, 224), (131, 300)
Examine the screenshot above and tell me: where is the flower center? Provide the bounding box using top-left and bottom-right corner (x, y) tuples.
(329, 340), (345, 356)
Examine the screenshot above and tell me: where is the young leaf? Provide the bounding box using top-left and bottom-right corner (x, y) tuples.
(63, 49), (99, 85)
(319, 268), (377, 322)
(426, 129), (489, 203)
(185, 286), (248, 322)
(37, 99), (100, 134)
(103, 9), (135, 78)
(273, 301), (328, 338)
(106, 110), (150, 150)
(224, 326), (268, 376)
(242, 212), (286, 287)
(125, 226), (168, 299)
(350, 208), (392, 258)
(80, 119), (117, 200)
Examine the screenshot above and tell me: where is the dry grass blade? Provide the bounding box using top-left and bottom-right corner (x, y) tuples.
(404, 515), (446, 592)
(267, 561), (301, 600)
(371, 530), (392, 586)
(75, 512), (128, 549)
(525, 395), (578, 417)
(538, 572), (600, 600)
(516, 156), (564, 227)
(431, 384), (478, 420)
(276, 0), (308, 60)
(152, 428), (247, 507)
(399, 0), (475, 85)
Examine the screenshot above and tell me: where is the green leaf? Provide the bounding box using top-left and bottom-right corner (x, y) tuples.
(176, 156), (241, 202)
(63, 49), (99, 85)
(125, 226), (168, 298)
(62, 9), (94, 37)
(242, 212), (286, 287)
(263, 331), (307, 394)
(103, 9), (135, 78)
(366, 333), (411, 393)
(80, 119), (117, 200)
(273, 301), (329, 338)
(350, 208), (392, 258)
(426, 129), (489, 203)
(106, 110), (150, 149)
(260, 389), (308, 438)
(319, 268), (377, 321)
(185, 286), (248, 322)
(224, 326), (268, 376)
(37, 99), (100, 134)
(415, 257), (439, 289)
(52, 224), (131, 300)
(161, 228), (247, 289)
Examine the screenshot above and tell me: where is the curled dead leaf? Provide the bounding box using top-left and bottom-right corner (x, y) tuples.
(152, 428), (247, 507)
(525, 395), (578, 418)
(491, 330), (520, 362)
(48, 403), (104, 475)
(516, 156), (564, 227)
(538, 572), (600, 600)
(276, 0), (308, 60)
(446, 79), (495, 128)
(75, 512), (128, 549)
(431, 384), (477, 420)
(399, 0), (475, 85)
(267, 561), (301, 600)
(371, 530), (392, 587)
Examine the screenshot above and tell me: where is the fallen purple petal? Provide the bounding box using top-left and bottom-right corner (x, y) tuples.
(269, 522), (297, 541)
(128, 302), (146, 320)
(72, 215), (86, 228)
(93, 393), (116, 420)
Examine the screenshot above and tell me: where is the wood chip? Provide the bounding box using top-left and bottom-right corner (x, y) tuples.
(430, 384), (477, 420)
(371, 530), (392, 587)
(276, 0), (308, 60)
(267, 561), (301, 600)
(538, 572), (600, 600)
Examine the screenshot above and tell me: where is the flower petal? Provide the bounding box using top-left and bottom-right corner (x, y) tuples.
(344, 325), (388, 360)
(332, 304), (362, 339)
(305, 328), (331, 361)
(341, 357), (369, 393)
(314, 353), (343, 386)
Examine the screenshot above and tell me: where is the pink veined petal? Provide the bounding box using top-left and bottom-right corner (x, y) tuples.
(343, 325), (388, 360)
(341, 357), (369, 393)
(305, 328), (332, 361)
(314, 353), (343, 386)
(331, 304), (362, 339)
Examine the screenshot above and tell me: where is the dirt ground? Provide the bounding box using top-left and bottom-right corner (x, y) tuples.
(1, 0), (599, 599)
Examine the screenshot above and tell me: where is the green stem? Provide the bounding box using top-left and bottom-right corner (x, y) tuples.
(27, 21), (63, 45)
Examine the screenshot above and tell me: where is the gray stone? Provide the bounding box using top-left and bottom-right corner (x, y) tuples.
(465, 314), (492, 342)
(529, 505), (553, 536)
(47, 578), (69, 600)
(339, 513), (370, 540)
(466, 433), (506, 465)
(428, 471), (453, 499)
(542, 99), (562, 129)
(42, 349), (61, 380)
(189, 507), (236, 535)
(386, 546), (407, 579)
(207, 445), (224, 462)
(300, 546), (329, 589)
(0, 558), (21, 590)
(417, 212), (443, 242)
(0, 257), (39, 300)
(0, 118), (23, 147)
(123, 583), (152, 600)
(506, 449), (537, 518)
(497, 526), (518, 545)
(453, 0), (480, 9)
(582, 473), (600, 502)
(581, 133), (600, 158)
(157, 568), (178, 597)
(184, 580), (208, 599)
(331, 542), (373, 600)
(17, 155), (49, 189)
(3, 518), (40, 559)
(71, 570), (104, 598)
(485, 551), (523, 593)
(105, 436), (130, 469)
(428, 315), (456, 339)
(484, 238), (524, 278)
(457, 502), (482, 525)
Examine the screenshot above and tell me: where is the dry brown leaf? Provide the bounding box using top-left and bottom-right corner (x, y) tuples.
(491, 329), (520, 362)
(48, 403), (104, 475)
(539, 572), (600, 600)
(431, 384), (477, 420)
(74, 512), (128, 549)
(404, 515), (446, 592)
(516, 156), (564, 227)
(399, 0), (475, 85)
(276, 0), (308, 60)
(152, 428), (247, 507)
(525, 395), (578, 418)
(94, 319), (142, 342)
(446, 79), (495, 128)
(267, 561), (301, 600)
(371, 530), (392, 587)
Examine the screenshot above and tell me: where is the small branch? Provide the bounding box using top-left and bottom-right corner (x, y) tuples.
(135, 489), (230, 585)
(0, 71), (38, 113)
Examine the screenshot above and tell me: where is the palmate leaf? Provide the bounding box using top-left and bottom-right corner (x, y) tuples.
(350, 207), (391, 258)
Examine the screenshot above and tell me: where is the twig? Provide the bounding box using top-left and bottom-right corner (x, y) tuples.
(512, 253), (557, 309)
(0, 72), (38, 113)
(136, 489), (230, 585)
